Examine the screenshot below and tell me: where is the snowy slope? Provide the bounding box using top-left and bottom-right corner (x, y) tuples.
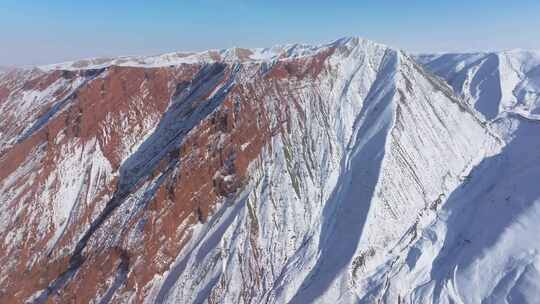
(353, 49), (540, 303)
(360, 114), (540, 303)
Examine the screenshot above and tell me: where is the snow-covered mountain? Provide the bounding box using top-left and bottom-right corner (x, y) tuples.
(0, 38), (537, 303)
(416, 50), (540, 122)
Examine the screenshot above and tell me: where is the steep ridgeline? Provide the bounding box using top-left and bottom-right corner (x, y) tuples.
(0, 38), (497, 303)
(359, 51), (540, 303)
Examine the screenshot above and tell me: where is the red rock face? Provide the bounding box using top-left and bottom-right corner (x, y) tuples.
(0, 46), (335, 303)
(0, 64), (198, 302)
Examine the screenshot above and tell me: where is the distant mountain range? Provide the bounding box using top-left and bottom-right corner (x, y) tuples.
(1, 37), (539, 303)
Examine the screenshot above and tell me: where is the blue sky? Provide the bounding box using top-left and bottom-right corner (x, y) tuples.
(2, 0), (539, 66)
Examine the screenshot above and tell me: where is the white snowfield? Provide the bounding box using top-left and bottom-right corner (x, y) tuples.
(2, 38), (540, 303)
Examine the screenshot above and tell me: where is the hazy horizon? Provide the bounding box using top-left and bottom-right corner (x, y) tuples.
(2, 0), (540, 66)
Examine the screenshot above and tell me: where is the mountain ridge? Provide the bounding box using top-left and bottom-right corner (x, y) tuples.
(37, 37), (389, 71)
